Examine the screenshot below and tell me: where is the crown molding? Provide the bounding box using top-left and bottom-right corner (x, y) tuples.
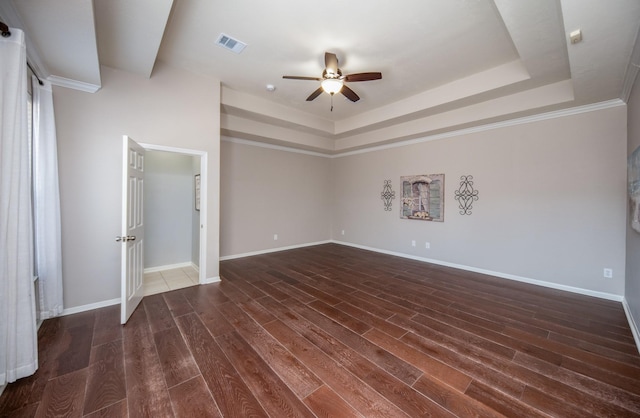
(221, 136), (331, 158)
(225, 99), (625, 158)
(335, 99), (625, 157)
(48, 75), (101, 93)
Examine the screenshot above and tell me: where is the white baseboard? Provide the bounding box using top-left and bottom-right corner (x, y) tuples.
(58, 262), (204, 315)
(203, 276), (221, 284)
(59, 266), (202, 316)
(622, 298), (640, 354)
(61, 298), (120, 316)
(144, 262), (193, 274)
(220, 240), (332, 261)
(57, 240), (636, 355)
(59, 280), (221, 317)
(331, 240), (624, 302)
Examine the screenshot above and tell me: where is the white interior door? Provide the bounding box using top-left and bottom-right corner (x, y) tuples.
(120, 135), (145, 324)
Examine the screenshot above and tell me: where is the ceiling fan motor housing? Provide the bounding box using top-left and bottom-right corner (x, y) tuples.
(322, 68), (342, 79)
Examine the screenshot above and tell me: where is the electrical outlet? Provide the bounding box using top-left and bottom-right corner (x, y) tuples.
(425, 242), (430, 249)
(411, 240), (416, 247)
(603, 268), (613, 278)
(341, 230), (345, 236)
(273, 234), (278, 241)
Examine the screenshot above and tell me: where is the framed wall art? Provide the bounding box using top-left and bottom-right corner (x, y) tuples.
(400, 174), (444, 221)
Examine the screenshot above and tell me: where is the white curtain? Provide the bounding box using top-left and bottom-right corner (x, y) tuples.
(32, 76), (64, 319)
(0, 28), (38, 384)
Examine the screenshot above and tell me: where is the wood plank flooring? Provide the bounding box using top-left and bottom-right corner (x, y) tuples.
(1, 243), (639, 417)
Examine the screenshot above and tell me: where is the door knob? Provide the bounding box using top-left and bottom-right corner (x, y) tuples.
(116, 235), (136, 242)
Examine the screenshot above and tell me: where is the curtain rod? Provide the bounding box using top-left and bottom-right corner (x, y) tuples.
(0, 21), (44, 85)
(28, 62), (44, 86)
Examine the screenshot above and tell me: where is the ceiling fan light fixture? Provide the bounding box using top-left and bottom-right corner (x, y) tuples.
(321, 78), (343, 94)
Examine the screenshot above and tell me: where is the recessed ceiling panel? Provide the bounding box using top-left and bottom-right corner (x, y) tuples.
(158, 0), (519, 120)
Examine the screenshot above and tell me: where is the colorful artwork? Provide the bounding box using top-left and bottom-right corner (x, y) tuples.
(629, 146), (640, 233)
(400, 174), (444, 221)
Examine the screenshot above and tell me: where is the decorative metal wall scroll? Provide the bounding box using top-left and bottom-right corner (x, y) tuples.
(380, 180), (395, 211)
(454, 175), (479, 215)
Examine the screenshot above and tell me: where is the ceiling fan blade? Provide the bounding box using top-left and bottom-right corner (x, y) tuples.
(283, 75), (323, 81)
(325, 52), (339, 74)
(341, 85), (360, 102)
(344, 72), (382, 82)
(306, 87), (324, 101)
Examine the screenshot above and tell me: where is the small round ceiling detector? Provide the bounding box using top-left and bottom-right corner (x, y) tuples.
(266, 84), (276, 92)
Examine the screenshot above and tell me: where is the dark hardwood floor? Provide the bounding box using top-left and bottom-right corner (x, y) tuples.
(2, 243), (640, 417)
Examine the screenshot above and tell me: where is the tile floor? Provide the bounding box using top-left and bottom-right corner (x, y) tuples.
(142, 265), (199, 296)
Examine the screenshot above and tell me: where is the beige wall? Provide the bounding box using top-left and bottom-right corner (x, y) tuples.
(332, 105), (628, 297)
(220, 139), (331, 257)
(219, 105), (626, 298)
(52, 63), (628, 309)
(627, 79), (640, 339)
(54, 63), (220, 309)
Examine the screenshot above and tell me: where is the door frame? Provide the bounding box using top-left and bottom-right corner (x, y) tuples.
(139, 142), (208, 286)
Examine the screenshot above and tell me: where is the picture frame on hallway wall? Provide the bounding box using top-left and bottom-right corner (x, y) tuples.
(400, 174), (444, 222)
(195, 174), (201, 211)
(629, 146), (640, 233)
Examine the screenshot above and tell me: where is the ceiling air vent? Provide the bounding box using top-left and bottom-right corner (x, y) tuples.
(215, 33), (247, 54)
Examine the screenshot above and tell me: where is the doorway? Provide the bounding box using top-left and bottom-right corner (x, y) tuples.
(140, 143), (207, 296)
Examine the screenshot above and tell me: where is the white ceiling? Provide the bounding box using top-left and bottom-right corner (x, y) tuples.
(1, 0), (639, 154)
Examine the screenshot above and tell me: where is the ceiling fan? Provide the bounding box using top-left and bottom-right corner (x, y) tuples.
(283, 52), (382, 108)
